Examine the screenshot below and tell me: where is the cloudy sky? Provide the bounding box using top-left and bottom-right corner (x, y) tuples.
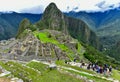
(0, 0), (120, 13)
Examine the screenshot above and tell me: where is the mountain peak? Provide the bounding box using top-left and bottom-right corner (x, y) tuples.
(48, 2), (57, 8)
(40, 3), (67, 33)
(42, 2), (62, 19)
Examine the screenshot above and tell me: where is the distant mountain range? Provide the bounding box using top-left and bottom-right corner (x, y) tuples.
(66, 8), (120, 28)
(1, 9), (120, 45)
(0, 12), (41, 40)
(66, 9), (120, 48)
(66, 9), (120, 60)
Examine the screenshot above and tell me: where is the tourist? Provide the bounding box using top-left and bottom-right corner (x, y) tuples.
(99, 65), (103, 74)
(92, 63), (95, 71)
(73, 58), (77, 62)
(65, 60), (67, 64)
(87, 64), (91, 70)
(80, 62), (85, 68)
(96, 65), (100, 73)
(109, 65), (112, 75)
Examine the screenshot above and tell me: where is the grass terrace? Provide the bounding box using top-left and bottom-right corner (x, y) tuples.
(33, 31), (75, 60)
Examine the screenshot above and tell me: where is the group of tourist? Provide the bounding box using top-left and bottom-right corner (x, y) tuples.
(80, 62), (112, 76)
(65, 59), (113, 76)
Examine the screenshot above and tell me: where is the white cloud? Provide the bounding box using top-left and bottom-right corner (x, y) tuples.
(0, 0), (120, 13)
(0, 0), (41, 12)
(95, 0), (120, 12)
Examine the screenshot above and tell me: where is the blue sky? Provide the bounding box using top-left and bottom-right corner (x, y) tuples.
(0, 0), (120, 13)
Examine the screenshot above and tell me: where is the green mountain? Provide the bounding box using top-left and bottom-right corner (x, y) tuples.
(66, 9), (120, 60)
(106, 41), (120, 61)
(36, 3), (100, 50)
(16, 18), (31, 39)
(0, 12), (41, 40)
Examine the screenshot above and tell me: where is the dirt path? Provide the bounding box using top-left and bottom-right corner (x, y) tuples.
(0, 78), (10, 82)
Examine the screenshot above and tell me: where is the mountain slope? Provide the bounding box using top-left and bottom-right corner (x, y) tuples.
(37, 3), (68, 34)
(66, 9), (120, 29)
(0, 12), (41, 40)
(36, 3), (100, 49)
(16, 18), (31, 38)
(66, 9), (120, 47)
(0, 16), (16, 40)
(66, 9), (120, 59)
(107, 41), (120, 61)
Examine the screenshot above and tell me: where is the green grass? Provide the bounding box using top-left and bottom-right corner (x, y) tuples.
(0, 60), (118, 82)
(27, 61), (84, 82)
(56, 60), (111, 82)
(26, 61), (48, 74)
(112, 69), (120, 81)
(33, 31), (75, 60)
(56, 60), (96, 74)
(3, 49), (9, 53)
(0, 61), (85, 82)
(38, 69), (84, 82)
(77, 43), (85, 59)
(0, 49), (10, 53)
(66, 69), (111, 82)
(77, 43), (82, 52)
(0, 61), (41, 82)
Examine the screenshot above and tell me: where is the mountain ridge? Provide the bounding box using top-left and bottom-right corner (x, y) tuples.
(0, 13), (41, 40)
(34, 3), (100, 49)
(66, 8), (120, 60)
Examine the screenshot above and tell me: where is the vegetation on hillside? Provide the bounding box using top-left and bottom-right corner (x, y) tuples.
(0, 13), (41, 40)
(16, 18), (31, 38)
(82, 43), (120, 68)
(66, 9), (120, 61)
